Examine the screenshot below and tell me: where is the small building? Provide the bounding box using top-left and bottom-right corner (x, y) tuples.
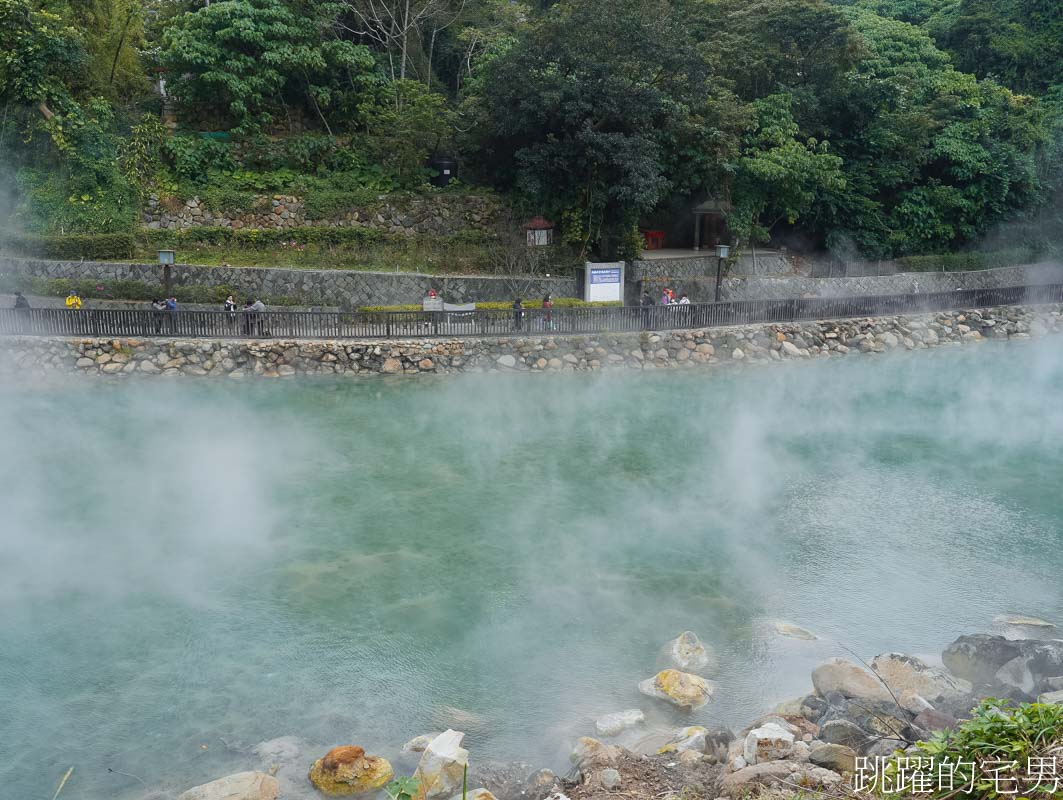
(523, 216), (555, 247)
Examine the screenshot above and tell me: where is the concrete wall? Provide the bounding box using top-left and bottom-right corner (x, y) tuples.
(0, 256), (577, 308)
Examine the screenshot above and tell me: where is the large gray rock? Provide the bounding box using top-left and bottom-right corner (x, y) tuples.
(865, 738), (908, 760)
(809, 744), (856, 774)
(1025, 640), (1063, 679)
(800, 694), (828, 722)
(569, 738), (622, 770)
(812, 658), (891, 701)
(720, 761), (842, 797)
(870, 653), (972, 705)
(942, 635), (1024, 685)
(994, 655), (1037, 697)
(1038, 689), (1063, 704)
(819, 720), (869, 750)
(177, 772), (279, 800)
(912, 709), (959, 733)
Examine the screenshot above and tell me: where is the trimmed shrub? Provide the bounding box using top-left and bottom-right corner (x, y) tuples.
(0, 232), (137, 260)
(140, 225), (386, 250)
(26, 277), (305, 306)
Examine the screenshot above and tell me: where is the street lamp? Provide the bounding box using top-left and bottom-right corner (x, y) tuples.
(158, 249), (175, 296)
(714, 243), (730, 302)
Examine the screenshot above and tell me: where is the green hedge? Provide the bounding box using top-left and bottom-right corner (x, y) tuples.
(141, 225), (386, 249)
(0, 274), (306, 306)
(0, 233), (136, 260)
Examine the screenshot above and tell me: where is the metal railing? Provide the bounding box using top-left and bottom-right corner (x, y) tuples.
(2, 284), (1061, 340)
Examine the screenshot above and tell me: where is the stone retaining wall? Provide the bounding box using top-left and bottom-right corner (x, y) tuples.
(631, 252), (791, 282)
(143, 193), (503, 236)
(3, 305), (1059, 379)
(0, 256), (577, 308)
(8, 255), (1060, 309)
(633, 261), (1063, 303)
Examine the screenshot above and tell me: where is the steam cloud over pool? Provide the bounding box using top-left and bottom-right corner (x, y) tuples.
(1, 340), (1061, 799)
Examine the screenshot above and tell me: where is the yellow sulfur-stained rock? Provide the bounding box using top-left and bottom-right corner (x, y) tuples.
(638, 669), (715, 710)
(414, 730), (469, 800)
(308, 746), (394, 796)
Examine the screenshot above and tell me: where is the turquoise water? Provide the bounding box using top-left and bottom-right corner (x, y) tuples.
(2, 340), (1062, 799)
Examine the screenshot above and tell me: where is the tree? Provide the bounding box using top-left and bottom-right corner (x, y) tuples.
(706, 0), (861, 108)
(162, 0), (376, 134)
(0, 0), (85, 127)
(336, 0), (466, 84)
(817, 9), (1047, 255)
(930, 0), (1063, 95)
(729, 93), (846, 245)
(360, 79), (454, 185)
(476, 0), (744, 257)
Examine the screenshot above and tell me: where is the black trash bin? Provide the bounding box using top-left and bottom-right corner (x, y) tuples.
(428, 156), (457, 187)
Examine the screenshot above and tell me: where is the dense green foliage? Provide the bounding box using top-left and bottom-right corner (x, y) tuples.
(883, 700), (1063, 799)
(0, 0), (1060, 262)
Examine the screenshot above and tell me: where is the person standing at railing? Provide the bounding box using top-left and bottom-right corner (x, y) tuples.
(151, 298), (167, 334)
(65, 290), (82, 310)
(244, 297), (266, 336)
(13, 292), (30, 310)
(678, 293), (691, 326)
(542, 294), (553, 330)
(165, 295), (178, 334)
(224, 295), (237, 328)
(512, 298), (524, 331)
(640, 290), (654, 329)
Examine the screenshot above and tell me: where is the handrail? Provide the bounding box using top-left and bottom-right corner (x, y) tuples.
(1, 284), (1061, 340)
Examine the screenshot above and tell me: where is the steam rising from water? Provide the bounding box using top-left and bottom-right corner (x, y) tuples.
(1, 339), (1061, 798)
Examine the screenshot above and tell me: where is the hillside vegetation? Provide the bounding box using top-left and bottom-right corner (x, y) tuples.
(0, 0), (1060, 264)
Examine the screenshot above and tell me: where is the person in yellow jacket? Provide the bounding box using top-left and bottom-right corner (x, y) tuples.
(65, 291), (82, 310)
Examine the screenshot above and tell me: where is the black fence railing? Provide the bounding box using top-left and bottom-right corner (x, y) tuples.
(2, 284), (1061, 340)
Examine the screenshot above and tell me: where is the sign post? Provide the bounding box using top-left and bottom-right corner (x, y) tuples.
(583, 262), (625, 303)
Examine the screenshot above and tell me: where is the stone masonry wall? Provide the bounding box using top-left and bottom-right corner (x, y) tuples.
(634, 261), (1063, 303)
(2, 305), (1059, 379)
(142, 193), (502, 236)
(7, 255), (1060, 310)
(0, 256), (577, 308)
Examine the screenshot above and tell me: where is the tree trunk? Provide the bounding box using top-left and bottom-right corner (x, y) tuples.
(399, 0), (411, 81)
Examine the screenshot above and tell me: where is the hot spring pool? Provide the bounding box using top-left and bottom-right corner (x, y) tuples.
(1, 339), (1061, 798)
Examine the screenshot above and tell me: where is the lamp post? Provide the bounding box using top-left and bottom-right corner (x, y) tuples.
(158, 250), (175, 296)
(714, 243), (730, 302)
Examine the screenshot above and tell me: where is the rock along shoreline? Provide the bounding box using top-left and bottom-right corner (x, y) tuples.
(164, 621), (1063, 800)
(2, 303), (1062, 379)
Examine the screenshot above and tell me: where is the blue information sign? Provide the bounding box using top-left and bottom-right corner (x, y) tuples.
(590, 267), (622, 284)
